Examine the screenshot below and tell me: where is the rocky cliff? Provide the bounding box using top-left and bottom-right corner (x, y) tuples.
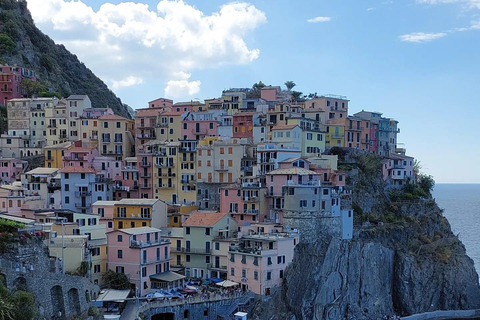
(0, 0), (131, 118)
(254, 152), (480, 320)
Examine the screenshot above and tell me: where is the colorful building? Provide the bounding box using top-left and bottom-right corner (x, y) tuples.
(113, 198), (167, 230)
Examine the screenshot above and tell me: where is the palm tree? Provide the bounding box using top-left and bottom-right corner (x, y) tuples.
(284, 81), (296, 91)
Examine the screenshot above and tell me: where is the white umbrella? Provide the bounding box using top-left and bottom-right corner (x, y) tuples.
(216, 280), (239, 288)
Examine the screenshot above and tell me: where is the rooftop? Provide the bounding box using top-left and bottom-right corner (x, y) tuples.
(117, 199), (162, 206)
(98, 114), (131, 121)
(272, 124), (298, 131)
(115, 227), (161, 235)
(183, 211), (227, 227)
(60, 167), (97, 174)
(92, 201), (118, 206)
(67, 95), (89, 100)
(267, 167), (319, 176)
(25, 167), (60, 175)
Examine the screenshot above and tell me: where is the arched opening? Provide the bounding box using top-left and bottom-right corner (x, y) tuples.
(50, 285), (65, 318)
(68, 288), (81, 314)
(13, 276), (26, 291)
(152, 313), (175, 320)
(27, 150), (31, 157)
(183, 309), (189, 319)
(20, 151), (23, 158)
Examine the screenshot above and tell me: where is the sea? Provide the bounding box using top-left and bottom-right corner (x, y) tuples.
(432, 184), (480, 276)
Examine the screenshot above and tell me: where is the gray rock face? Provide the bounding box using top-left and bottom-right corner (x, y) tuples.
(255, 205), (480, 320)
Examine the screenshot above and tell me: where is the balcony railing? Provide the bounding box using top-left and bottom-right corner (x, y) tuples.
(140, 173), (151, 178)
(130, 239), (170, 248)
(157, 184), (175, 189)
(207, 264), (227, 270)
(215, 165), (228, 171)
(64, 156), (85, 161)
(140, 162), (151, 167)
(75, 203), (89, 208)
(114, 139), (123, 143)
(139, 184), (151, 189)
(75, 191), (92, 197)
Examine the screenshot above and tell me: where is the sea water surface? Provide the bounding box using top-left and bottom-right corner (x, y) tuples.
(432, 184), (480, 275)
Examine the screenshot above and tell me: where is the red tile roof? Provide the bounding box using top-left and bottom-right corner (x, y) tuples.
(136, 109), (162, 117)
(183, 211), (227, 227)
(60, 166), (97, 174)
(272, 124), (298, 130)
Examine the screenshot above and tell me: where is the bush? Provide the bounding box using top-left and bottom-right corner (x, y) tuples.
(102, 270), (131, 290)
(88, 306), (99, 316)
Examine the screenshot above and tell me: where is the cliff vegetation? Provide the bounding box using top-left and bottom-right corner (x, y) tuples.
(0, 0), (132, 118)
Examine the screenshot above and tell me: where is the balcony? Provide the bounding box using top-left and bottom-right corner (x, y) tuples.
(90, 135), (98, 140)
(243, 196), (258, 202)
(155, 162), (174, 168)
(59, 134), (68, 139)
(156, 122), (168, 127)
(46, 157), (55, 162)
(75, 203), (89, 209)
(130, 239), (170, 249)
(140, 162), (151, 167)
(244, 209), (259, 214)
(1, 87), (12, 92)
(102, 139), (111, 143)
(159, 172), (176, 177)
(47, 124), (57, 128)
(241, 166), (253, 173)
(137, 134), (156, 139)
(285, 180), (321, 187)
(157, 184), (175, 189)
(140, 173), (151, 178)
(47, 182), (61, 190)
(215, 165), (228, 171)
(347, 126), (364, 131)
(114, 139), (123, 143)
(75, 191), (92, 197)
(331, 134), (345, 139)
(139, 184), (152, 189)
(207, 264), (227, 271)
(179, 147), (196, 152)
(64, 156), (85, 161)
(242, 182), (260, 188)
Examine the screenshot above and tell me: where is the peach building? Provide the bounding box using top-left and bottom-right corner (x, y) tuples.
(106, 227), (176, 296)
(228, 223), (299, 295)
(181, 111), (220, 141)
(92, 200), (117, 232)
(232, 112), (256, 139)
(63, 146), (99, 168)
(0, 158), (26, 183)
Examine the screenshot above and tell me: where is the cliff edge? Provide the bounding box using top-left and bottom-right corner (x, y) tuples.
(254, 152), (480, 320)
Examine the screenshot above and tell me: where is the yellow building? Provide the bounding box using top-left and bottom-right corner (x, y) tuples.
(155, 110), (184, 142)
(325, 124), (346, 147)
(167, 204), (198, 227)
(149, 141), (197, 205)
(221, 91), (246, 115)
(113, 198), (167, 230)
(44, 141), (72, 168)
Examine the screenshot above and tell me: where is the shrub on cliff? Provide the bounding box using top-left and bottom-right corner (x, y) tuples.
(102, 270), (131, 290)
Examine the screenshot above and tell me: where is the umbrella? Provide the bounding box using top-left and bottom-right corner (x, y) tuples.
(216, 280), (239, 288)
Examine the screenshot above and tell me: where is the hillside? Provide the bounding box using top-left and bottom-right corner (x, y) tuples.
(0, 0), (131, 118)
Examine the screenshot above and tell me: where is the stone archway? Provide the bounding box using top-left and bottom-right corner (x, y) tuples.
(13, 276), (26, 291)
(50, 285), (65, 318)
(68, 288), (81, 314)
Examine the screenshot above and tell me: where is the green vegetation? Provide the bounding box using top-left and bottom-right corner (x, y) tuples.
(284, 81), (296, 91)
(0, 34), (16, 55)
(0, 0), (130, 117)
(102, 270), (131, 290)
(0, 219), (25, 233)
(0, 284), (36, 320)
(389, 174), (435, 202)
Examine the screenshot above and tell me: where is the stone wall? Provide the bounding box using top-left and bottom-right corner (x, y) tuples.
(0, 239), (99, 319)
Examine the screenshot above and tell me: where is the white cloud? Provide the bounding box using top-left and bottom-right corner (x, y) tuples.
(307, 16), (331, 23)
(112, 76), (144, 89)
(164, 75), (201, 98)
(416, 0), (480, 8)
(26, 0), (266, 96)
(399, 32), (447, 42)
(367, 7), (376, 11)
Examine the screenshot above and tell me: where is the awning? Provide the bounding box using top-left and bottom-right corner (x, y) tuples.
(216, 280), (239, 287)
(95, 289), (130, 302)
(150, 271), (185, 282)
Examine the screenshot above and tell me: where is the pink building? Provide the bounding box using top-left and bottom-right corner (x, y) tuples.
(107, 227), (179, 296)
(0, 65), (36, 105)
(260, 86), (281, 101)
(181, 111), (219, 141)
(63, 146), (99, 168)
(0, 158), (26, 183)
(92, 200), (117, 232)
(383, 154), (415, 188)
(148, 98), (174, 110)
(135, 108), (160, 146)
(137, 152), (154, 199)
(228, 223), (299, 295)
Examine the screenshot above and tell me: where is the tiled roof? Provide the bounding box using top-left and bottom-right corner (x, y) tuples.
(136, 109), (162, 117)
(161, 110), (185, 116)
(183, 211), (227, 227)
(272, 124), (298, 130)
(116, 227), (161, 235)
(98, 114), (131, 121)
(60, 166), (97, 173)
(68, 146), (95, 152)
(67, 95), (88, 100)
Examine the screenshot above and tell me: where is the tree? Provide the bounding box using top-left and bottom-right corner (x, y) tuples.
(251, 81), (266, 97)
(284, 81), (296, 91)
(413, 159), (422, 180)
(19, 79), (45, 98)
(417, 174), (435, 195)
(291, 91), (303, 102)
(102, 270), (131, 290)
(0, 33), (16, 55)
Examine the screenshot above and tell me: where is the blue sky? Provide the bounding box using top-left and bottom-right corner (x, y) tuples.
(26, 0), (480, 183)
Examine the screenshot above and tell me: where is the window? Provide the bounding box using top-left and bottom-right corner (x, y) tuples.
(215, 242), (220, 250)
(186, 255), (190, 262)
(205, 228), (210, 235)
(81, 173), (86, 179)
(117, 235), (123, 242)
(231, 267), (235, 276)
(117, 122), (121, 128)
(117, 250), (123, 259)
(300, 200), (307, 208)
(280, 270), (284, 278)
(242, 269), (246, 278)
(64, 173), (69, 179)
(186, 227), (190, 235)
(116, 266), (124, 273)
(254, 270), (258, 280)
(267, 271), (272, 280)
(267, 257), (272, 265)
(65, 184), (69, 192)
(65, 196), (70, 204)
(103, 122), (108, 128)
(228, 147), (233, 154)
(220, 147), (224, 154)
(94, 264), (101, 273)
(307, 133), (313, 140)
(108, 222), (113, 228)
(205, 256), (210, 264)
